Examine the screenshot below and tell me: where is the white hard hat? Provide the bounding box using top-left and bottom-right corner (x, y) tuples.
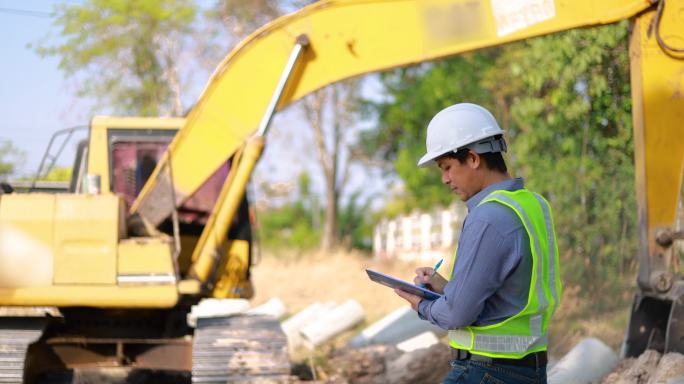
(417, 103), (505, 167)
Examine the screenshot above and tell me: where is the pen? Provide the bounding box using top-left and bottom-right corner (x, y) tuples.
(420, 259), (444, 288)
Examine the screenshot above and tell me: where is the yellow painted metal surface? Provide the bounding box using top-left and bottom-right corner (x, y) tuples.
(132, 0), (652, 227)
(87, 119), (110, 192)
(88, 116), (185, 193)
(0, 194), (55, 250)
(190, 136), (264, 282)
(0, 194), (55, 287)
(0, 194), (178, 306)
(53, 194), (122, 285)
(117, 238), (174, 275)
(0, 285), (178, 307)
(212, 240), (251, 298)
(629, 2), (684, 288)
(177, 234), (200, 276)
(178, 279), (201, 295)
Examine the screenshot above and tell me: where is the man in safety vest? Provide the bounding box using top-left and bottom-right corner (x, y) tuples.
(394, 103), (562, 383)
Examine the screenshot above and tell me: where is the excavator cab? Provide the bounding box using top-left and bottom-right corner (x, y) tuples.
(37, 116), (257, 299)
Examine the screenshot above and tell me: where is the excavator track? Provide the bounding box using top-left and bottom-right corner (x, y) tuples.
(192, 314), (291, 383)
(0, 317), (46, 384)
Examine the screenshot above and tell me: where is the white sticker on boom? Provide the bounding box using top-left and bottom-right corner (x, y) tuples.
(490, 0), (556, 37)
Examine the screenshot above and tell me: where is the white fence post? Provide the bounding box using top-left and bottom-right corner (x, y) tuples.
(374, 203), (466, 262)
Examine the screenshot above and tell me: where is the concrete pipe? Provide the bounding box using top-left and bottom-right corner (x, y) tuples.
(300, 300), (365, 348)
(348, 305), (445, 348)
(548, 337), (618, 384)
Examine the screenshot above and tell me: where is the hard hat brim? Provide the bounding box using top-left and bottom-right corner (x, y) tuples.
(417, 148), (452, 168)
(417, 136), (507, 167)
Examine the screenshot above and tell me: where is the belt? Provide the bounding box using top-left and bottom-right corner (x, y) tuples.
(450, 348), (547, 368)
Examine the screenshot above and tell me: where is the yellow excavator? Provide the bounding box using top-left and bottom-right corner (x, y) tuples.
(0, 0), (682, 382)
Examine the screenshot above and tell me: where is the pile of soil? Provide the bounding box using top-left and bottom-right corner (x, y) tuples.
(602, 350), (684, 384)
(301, 343), (451, 384)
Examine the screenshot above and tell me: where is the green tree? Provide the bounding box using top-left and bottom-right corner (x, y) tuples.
(257, 172), (321, 250)
(489, 22), (637, 290)
(337, 190), (373, 250)
(0, 141), (25, 181)
(36, 0), (198, 116)
(42, 166), (73, 182)
(361, 52), (499, 211)
(364, 22), (637, 295)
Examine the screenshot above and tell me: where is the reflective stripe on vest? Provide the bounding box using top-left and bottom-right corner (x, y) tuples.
(447, 189), (561, 358)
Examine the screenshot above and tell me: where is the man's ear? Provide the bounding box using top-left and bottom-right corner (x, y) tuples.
(467, 150), (481, 169)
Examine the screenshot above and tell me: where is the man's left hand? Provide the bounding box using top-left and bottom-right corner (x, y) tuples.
(394, 288), (422, 311)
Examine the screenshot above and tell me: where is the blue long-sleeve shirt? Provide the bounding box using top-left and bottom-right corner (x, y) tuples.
(417, 178), (532, 329)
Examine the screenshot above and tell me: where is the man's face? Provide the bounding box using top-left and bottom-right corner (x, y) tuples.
(436, 153), (481, 201)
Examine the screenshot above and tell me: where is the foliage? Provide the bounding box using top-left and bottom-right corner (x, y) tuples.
(41, 166), (73, 182)
(0, 141), (25, 181)
(363, 22), (637, 293)
(360, 52), (499, 211)
(257, 171), (373, 251)
(257, 172), (321, 250)
(36, 0), (198, 116)
(494, 22), (637, 287)
(337, 190), (373, 250)
(258, 203), (322, 250)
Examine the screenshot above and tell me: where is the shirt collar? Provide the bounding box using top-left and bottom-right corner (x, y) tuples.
(466, 177), (525, 212)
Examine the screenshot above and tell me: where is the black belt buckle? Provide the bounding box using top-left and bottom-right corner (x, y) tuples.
(450, 349), (547, 368)
(451, 348), (469, 360)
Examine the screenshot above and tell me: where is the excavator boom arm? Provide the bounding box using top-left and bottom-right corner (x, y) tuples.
(131, 0), (653, 227)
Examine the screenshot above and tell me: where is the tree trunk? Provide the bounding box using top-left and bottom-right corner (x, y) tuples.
(304, 89), (338, 251)
(321, 177), (338, 251)
(302, 81), (360, 252)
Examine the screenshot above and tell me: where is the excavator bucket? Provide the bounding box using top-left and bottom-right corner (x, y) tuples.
(624, 290), (684, 357)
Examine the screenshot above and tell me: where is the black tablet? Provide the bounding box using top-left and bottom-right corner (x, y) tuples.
(366, 268), (442, 300)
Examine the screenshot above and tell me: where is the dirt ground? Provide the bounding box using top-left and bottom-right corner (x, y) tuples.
(250, 249), (633, 360)
(250, 249), (426, 325)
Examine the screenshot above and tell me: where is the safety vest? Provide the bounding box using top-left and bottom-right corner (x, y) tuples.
(448, 189), (562, 359)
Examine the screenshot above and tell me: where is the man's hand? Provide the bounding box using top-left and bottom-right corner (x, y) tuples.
(394, 288), (422, 311)
(414, 267), (448, 294)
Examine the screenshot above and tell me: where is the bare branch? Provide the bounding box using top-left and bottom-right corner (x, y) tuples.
(303, 90), (334, 181)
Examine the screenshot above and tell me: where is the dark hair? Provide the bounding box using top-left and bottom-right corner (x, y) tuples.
(447, 147), (508, 174)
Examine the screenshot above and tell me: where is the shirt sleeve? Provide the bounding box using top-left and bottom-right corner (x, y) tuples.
(417, 217), (518, 329)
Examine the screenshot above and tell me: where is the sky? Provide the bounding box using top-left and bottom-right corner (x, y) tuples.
(0, 0), (392, 208)
(0, 0), (92, 177)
